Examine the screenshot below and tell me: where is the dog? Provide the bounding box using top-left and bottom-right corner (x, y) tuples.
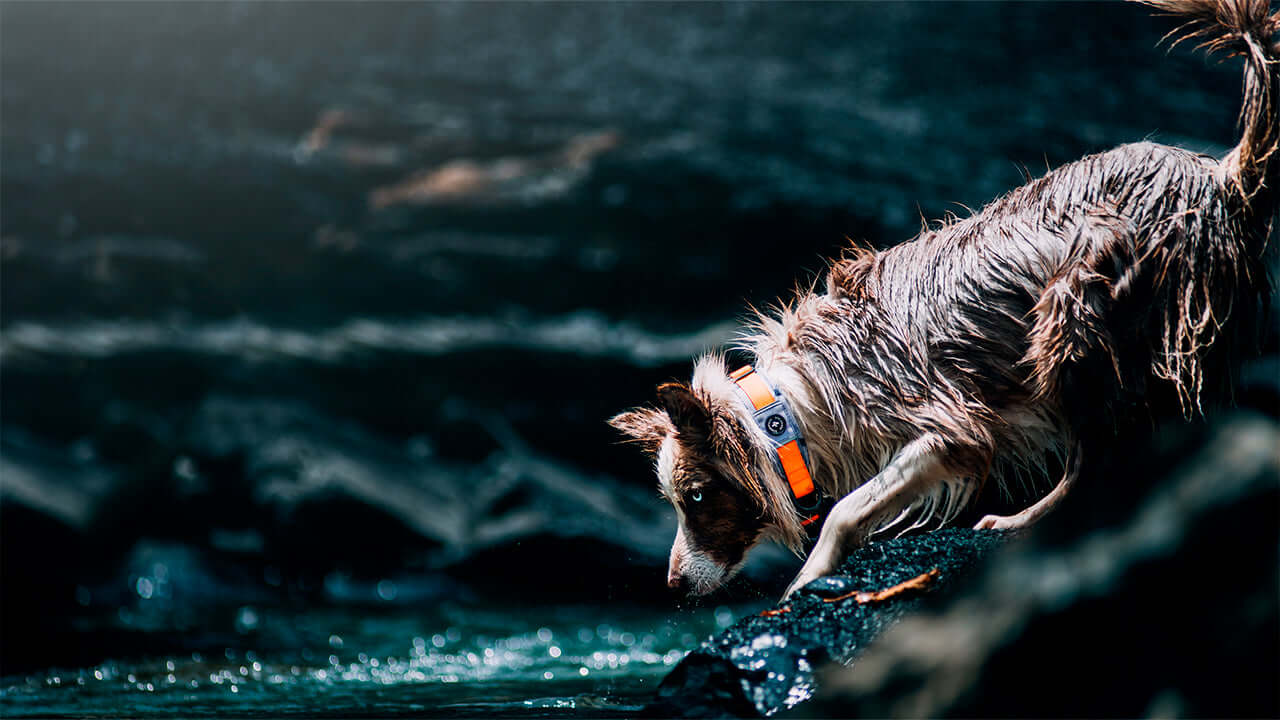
(610, 0), (1278, 600)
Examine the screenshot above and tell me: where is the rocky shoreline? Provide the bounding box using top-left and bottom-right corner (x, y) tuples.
(648, 529), (1007, 717)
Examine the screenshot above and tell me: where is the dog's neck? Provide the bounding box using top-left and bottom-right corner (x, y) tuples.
(693, 352), (860, 553)
(725, 364), (830, 533)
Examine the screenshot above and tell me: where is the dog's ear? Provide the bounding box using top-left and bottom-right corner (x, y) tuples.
(658, 381), (763, 506)
(608, 407), (673, 455)
(656, 382), (712, 444)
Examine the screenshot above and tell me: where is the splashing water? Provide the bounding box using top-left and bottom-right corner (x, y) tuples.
(0, 602), (762, 717)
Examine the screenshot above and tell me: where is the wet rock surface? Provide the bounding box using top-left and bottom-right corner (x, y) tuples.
(648, 529), (1008, 717)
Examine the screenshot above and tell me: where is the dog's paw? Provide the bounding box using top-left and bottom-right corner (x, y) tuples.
(781, 560), (834, 601)
(782, 531), (846, 601)
(974, 513), (1027, 531)
(781, 574), (812, 603)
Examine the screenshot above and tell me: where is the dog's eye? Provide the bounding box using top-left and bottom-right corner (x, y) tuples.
(691, 490), (703, 503)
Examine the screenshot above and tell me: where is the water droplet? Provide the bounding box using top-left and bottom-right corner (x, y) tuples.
(799, 575), (856, 598)
(536, 627), (553, 642)
(135, 577), (154, 599)
(579, 666), (589, 676)
(714, 606), (734, 628)
(329, 634), (343, 649)
(64, 129), (87, 153)
(376, 579), (397, 601)
(548, 646), (561, 658)
(173, 456), (198, 482)
(542, 671), (553, 680)
(431, 634), (446, 648)
(236, 607), (259, 633)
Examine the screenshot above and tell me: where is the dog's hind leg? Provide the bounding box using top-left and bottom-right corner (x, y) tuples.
(782, 434), (970, 600)
(1024, 210), (1138, 403)
(975, 441), (1082, 531)
(984, 213), (1135, 534)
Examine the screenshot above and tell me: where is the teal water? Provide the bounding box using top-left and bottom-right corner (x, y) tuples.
(0, 601), (765, 717)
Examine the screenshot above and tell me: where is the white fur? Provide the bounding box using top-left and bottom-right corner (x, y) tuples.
(784, 434), (954, 599)
(657, 436), (679, 510)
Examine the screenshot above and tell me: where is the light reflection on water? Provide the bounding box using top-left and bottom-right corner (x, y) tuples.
(0, 601), (763, 717)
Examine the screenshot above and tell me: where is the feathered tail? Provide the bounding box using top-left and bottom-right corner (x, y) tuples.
(1135, 0), (1279, 415)
(1141, 0), (1280, 200)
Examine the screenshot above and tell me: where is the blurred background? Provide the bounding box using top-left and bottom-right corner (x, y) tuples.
(0, 1), (1259, 715)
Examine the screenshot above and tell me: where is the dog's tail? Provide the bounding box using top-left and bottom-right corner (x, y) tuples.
(1141, 0), (1280, 200)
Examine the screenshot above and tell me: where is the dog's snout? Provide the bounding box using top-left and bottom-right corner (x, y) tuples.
(668, 525), (689, 591)
(667, 567), (684, 591)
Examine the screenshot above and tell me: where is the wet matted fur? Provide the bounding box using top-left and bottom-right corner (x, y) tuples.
(611, 0), (1279, 598)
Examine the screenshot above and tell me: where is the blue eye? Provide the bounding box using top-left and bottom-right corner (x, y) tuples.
(691, 491), (703, 502)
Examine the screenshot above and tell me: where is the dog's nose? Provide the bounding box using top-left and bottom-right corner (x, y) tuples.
(667, 570), (685, 591)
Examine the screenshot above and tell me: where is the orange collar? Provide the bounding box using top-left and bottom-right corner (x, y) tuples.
(729, 365), (825, 530)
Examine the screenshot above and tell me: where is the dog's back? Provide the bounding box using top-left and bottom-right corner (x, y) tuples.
(750, 0), (1280, 519)
(818, 0), (1276, 459)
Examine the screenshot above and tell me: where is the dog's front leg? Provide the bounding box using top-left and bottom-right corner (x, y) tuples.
(782, 434), (956, 600)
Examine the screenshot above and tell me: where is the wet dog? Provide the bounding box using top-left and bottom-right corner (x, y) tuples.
(610, 0), (1278, 599)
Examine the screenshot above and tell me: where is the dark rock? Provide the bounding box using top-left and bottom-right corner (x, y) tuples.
(793, 575), (856, 599)
(648, 529), (1007, 717)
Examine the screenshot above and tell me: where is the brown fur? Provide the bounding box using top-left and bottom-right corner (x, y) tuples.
(657, 382), (772, 567)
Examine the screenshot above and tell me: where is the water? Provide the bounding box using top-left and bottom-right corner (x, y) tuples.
(1, 601), (762, 717)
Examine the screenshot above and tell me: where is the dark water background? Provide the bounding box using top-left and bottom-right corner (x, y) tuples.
(0, 1), (1242, 715)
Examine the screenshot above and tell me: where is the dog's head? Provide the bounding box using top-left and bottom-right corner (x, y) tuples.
(609, 381), (771, 596)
